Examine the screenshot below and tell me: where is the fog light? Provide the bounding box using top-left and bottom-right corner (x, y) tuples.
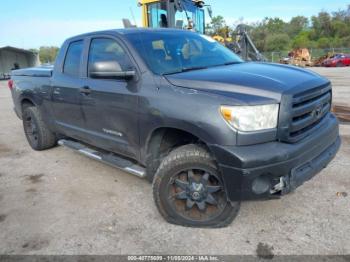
(252, 176), (270, 195)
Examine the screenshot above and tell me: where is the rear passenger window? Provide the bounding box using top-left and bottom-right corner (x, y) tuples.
(88, 38), (132, 75)
(63, 40), (83, 77)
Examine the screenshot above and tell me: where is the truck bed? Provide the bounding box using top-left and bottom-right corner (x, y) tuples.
(11, 66), (53, 77)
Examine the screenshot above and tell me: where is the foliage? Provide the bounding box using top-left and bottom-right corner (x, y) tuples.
(38, 46), (59, 64)
(209, 5), (350, 52)
(265, 33), (290, 52)
(210, 15), (226, 35)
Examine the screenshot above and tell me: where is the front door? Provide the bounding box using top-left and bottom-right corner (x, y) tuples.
(80, 37), (139, 159)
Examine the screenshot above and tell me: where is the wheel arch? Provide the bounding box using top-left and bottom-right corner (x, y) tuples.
(20, 97), (36, 117)
(144, 126), (216, 182)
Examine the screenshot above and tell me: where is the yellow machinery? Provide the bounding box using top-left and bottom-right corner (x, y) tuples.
(124, 0), (265, 61)
(138, 0), (208, 34)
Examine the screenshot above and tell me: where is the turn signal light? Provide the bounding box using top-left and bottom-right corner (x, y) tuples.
(8, 80), (13, 90)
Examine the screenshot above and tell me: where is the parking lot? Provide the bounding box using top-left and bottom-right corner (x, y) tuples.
(0, 67), (349, 256)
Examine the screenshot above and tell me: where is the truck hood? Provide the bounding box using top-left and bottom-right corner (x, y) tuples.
(165, 62), (329, 101)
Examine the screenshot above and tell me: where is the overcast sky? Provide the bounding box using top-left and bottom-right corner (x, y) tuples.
(0, 0), (348, 49)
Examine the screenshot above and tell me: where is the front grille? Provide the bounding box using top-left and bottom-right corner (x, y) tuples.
(285, 84), (332, 143)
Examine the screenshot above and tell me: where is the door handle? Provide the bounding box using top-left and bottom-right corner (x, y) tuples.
(80, 86), (91, 95)
(53, 88), (61, 95)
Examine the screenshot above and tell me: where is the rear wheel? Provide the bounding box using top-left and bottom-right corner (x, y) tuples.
(23, 106), (57, 151)
(153, 144), (240, 228)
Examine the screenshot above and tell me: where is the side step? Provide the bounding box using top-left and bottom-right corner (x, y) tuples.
(58, 139), (146, 178)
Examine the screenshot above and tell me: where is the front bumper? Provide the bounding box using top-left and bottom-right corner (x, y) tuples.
(209, 113), (341, 201)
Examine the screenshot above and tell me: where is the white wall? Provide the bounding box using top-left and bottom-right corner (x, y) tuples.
(0, 49), (39, 78)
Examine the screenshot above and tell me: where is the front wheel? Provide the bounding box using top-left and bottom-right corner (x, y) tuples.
(152, 144), (240, 228)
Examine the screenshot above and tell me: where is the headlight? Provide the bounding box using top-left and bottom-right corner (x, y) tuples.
(220, 104), (279, 132)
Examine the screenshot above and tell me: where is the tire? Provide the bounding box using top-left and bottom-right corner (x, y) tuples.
(22, 106), (57, 151)
(152, 144), (240, 228)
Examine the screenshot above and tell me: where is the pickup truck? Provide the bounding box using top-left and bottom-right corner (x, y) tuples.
(9, 29), (340, 228)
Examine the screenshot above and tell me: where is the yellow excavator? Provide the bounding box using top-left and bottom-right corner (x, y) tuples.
(123, 0), (265, 61)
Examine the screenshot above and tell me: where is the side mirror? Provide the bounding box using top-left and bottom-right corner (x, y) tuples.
(89, 61), (136, 80)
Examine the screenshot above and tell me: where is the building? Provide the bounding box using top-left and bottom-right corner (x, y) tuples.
(0, 46), (40, 79)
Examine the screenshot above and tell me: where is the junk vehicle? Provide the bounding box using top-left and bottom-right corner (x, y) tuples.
(9, 29), (340, 227)
(322, 53), (350, 67)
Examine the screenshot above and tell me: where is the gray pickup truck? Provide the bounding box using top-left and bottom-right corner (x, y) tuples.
(9, 29), (340, 228)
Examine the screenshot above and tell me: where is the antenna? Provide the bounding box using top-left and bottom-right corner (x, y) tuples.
(129, 7), (138, 27)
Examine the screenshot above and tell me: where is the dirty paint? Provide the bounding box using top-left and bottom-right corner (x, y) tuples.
(0, 144), (12, 156)
(26, 174), (44, 184)
(0, 214), (7, 223)
(26, 188), (37, 193)
(256, 242), (274, 260)
(336, 192), (348, 197)
(21, 239), (50, 251)
(342, 135), (350, 145)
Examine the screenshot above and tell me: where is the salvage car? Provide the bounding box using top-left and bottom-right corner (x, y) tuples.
(322, 53), (350, 67)
(9, 29), (340, 227)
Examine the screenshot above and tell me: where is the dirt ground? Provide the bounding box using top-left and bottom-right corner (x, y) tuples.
(0, 67), (349, 256)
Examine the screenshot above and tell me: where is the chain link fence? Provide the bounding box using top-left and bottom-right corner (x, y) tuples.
(262, 48), (350, 63)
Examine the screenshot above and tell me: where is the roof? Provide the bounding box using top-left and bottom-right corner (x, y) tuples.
(0, 46), (38, 55)
(66, 28), (194, 41)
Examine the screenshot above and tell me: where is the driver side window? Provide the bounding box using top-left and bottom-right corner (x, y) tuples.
(88, 38), (132, 77)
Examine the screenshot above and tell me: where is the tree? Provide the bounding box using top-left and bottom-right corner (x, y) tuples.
(39, 46), (59, 64)
(331, 20), (350, 38)
(311, 12), (333, 38)
(29, 48), (39, 54)
(210, 15), (226, 36)
(250, 19), (269, 51)
(286, 16), (309, 38)
(292, 31), (315, 49)
(317, 37), (331, 48)
(247, 5), (350, 52)
(265, 33), (290, 51)
(266, 18), (286, 34)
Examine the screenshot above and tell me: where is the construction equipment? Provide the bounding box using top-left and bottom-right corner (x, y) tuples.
(280, 48), (313, 67)
(124, 0), (265, 61)
(136, 0), (207, 33)
(228, 24), (266, 61)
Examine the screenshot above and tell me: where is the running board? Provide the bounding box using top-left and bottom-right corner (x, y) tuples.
(58, 139), (146, 178)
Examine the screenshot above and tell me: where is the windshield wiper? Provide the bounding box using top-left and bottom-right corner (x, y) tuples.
(162, 66), (208, 75)
(181, 66), (208, 72)
(223, 61), (244, 65)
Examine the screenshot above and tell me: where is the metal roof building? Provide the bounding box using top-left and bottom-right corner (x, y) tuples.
(0, 46), (40, 79)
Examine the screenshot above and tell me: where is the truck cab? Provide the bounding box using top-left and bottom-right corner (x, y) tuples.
(140, 0), (206, 34)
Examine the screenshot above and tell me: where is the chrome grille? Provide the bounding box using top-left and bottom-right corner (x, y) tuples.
(287, 84), (332, 143)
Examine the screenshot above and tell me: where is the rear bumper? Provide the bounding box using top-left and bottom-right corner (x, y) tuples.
(209, 113), (340, 201)
(13, 107), (22, 119)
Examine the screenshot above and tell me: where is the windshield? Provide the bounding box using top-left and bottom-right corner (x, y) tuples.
(125, 31), (243, 75)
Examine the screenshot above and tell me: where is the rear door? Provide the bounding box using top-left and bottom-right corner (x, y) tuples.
(50, 40), (86, 138)
(80, 37), (140, 159)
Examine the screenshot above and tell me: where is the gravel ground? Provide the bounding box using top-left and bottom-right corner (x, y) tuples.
(0, 67), (349, 256)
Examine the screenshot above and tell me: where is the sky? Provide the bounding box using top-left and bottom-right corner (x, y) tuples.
(0, 0), (349, 49)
